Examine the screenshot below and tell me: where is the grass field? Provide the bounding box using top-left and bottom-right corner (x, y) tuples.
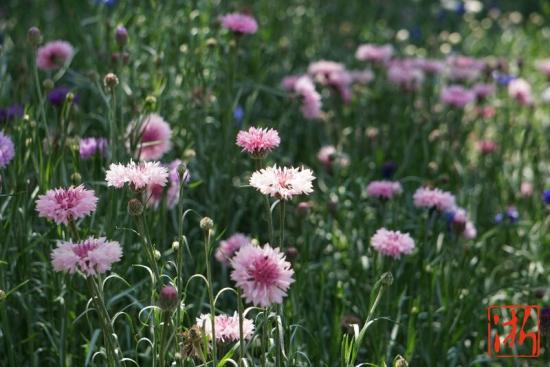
(1, 1), (550, 366)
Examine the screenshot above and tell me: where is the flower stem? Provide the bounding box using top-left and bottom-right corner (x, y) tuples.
(203, 230), (217, 366)
(237, 289), (245, 367)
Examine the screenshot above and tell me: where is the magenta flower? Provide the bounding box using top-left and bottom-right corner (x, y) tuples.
(236, 127), (280, 156)
(477, 140), (498, 154)
(349, 69), (375, 84)
(36, 40), (74, 71)
(366, 180), (403, 199)
(196, 312), (255, 342)
(129, 113), (172, 161)
(36, 185), (98, 225)
(146, 159), (186, 209)
(250, 165), (315, 200)
(355, 44), (393, 63)
(508, 78), (533, 106)
(415, 58), (445, 75)
(51, 237), (122, 276)
(0, 131), (15, 168)
(413, 187), (456, 212)
(219, 12), (258, 34)
(371, 228), (415, 258)
(215, 233), (251, 265)
(105, 160), (169, 190)
(440, 85), (476, 108)
(231, 244), (294, 307)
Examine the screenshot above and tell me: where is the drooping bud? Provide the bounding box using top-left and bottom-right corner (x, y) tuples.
(159, 285), (178, 311)
(127, 198), (144, 216)
(296, 201), (312, 216)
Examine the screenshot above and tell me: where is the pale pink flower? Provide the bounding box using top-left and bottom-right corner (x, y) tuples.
(51, 237), (122, 276)
(105, 160), (169, 190)
(446, 55), (485, 81)
(36, 185), (98, 225)
(317, 146), (349, 170)
(307, 61), (352, 102)
(387, 60), (424, 91)
(464, 221), (477, 239)
(294, 76), (322, 119)
(477, 140), (498, 154)
(231, 244), (294, 307)
(219, 13), (258, 34)
(196, 312), (255, 342)
(415, 58), (445, 75)
(307, 60), (345, 79)
(128, 113), (172, 161)
(535, 59), (550, 76)
(250, 165), (315, 200)
(440, 85), (476, 108)
(349, 69), (375, 84)
(472, 83), (495, 100)
(355, 44), (393, 63)
(508, 78), (533, 106)
(413, 187), (456, 212)
(0, 132), (15, 168)
(36, 40), (74, 71)
(215, 233), (251, 265)
(366, 180), (403, 199)
(236, 127), (280, 156)
(520, 182), (533, 197)
(281, 74), (302, 91)
(449, 208), (476, 239)
(370, 228), (415, 258)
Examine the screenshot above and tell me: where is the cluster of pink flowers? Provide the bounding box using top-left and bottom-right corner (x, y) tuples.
(36, 185), (98, 225)
(236, 127), (280, 156)
(219, 12), (258, 35)
(413, 187), (456, 212)
(128, 113), (172, 161)
(446, 55), (485, 81)
(196, 312), (255, 342)
(146, 159), (186, 209)
(370, 228), (415, 258)
(231, 244), (294, 307)
(307, 60), (353, 103)
(106, 161), (169, 190)
(250, 165), (315, 200)
(215, 233), (251, 265)
(51, 237), (122, 276)
(366, 180), (403, 200)
(36, 40), (74, 71)
(440, 85), (476, 108)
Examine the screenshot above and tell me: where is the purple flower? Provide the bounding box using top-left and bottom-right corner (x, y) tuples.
(47, 86), (80, 107)
(79, 137), (107, 160)
(0, 131), (15, 168)
(0, 105), (24, 124)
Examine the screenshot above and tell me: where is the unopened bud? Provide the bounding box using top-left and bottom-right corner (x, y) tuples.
(144, 95), (157, 111)
(380, 272), (393, 287)
(71, 172), (82, 185)
(0, 289), (5, 301)
(393, 355), (408, 367)
(115, 26), (128, 47)
(159, 285), (178, 311)
(103, 73), (119, 90)
(285, 246), (299, 261)
(296, 201), (312, 216)
(127, 198), (144, 216)
(172, 241), (180, 252)
(43, 79), (54, 91)
(206, 38), (217, 48)
(66, 92), (75, 104)
(154, 249), (161, 260)
(27, 27), (42, 46)
(200, 217), (213, 231)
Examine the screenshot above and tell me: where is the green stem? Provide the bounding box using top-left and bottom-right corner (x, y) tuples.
(237, 289), (245, 367)
(204, 230), (217, 366)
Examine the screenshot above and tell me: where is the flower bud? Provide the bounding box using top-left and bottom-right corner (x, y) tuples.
(0, 289), (6, 301)
(394, 355), (409, 367)
(154, 249), (161, 261)
(172, 241), (180, 252)
(285, 246), (299, 262)
(115, 26), (128, 47)
(200, 217), (214, 231)
(296, 201), (312, 216)
(380, 272), (393, 287)
(27, 27), (42, 46)
(206, 37), (217, 48)
(66, 92), (75, 104)
(71, 172), (82, 185)
(42, 79), (54, 91)
(144, 95), (157, 111)
(103, 72), (119, 90)
(127, 198), (144, 216)
(159, 285), (178, 311)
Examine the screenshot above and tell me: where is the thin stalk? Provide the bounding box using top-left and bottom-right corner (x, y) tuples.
(237, 289), (245, 367)
(203, 229), (217, 366)
(159, 311), (171, 367)
(261, 307), (269, 367)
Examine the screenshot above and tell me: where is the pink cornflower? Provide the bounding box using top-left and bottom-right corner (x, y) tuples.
(446, 55), (485, 81)
(215, 233), (251, 265)
(105, 160), (169, 190)
(440, 85), (476, 108)
(520, 182), (533, 197)
(308, 61), (352, 103)
(370, 228), (415, 258)
(477, 140), (498, 154)
(51, 237), (122, 276)
(196, 312), (255, 342)
(231, 244), (294, 307)
(535, 59), (550, 76)
(307, 60), (345, 79)
(386, 60), (424, 91)
(236, 127), (280, 156)
(413, 187), (456, 212)
(0, 131), (15, 168)
(36, 185), (98, 225)
(355, 44), (393, 63)
(36, 40), (74, 71)
(449, 208), (476, 239)
(366, 180), (403, 199)
(317, 145), (349, 170)
(219, 13), (258, 34)
(128, 113), (172, 161)
(80, 137), (108, 160)
(143, 160), (187, 209)
(472, 83), (495, 101)
(415, 58), (445, 75)
(250, 165), (315, 200)
(349, 69), (375, 84)
(294, 76), (323, 119)
(508, 78), (533, 106)
(281, 74), (302, 91)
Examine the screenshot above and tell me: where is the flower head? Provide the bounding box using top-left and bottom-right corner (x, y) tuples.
(446, 55), (485, 81)
(219, 13), (258, 34)
(51, 237), (122, 276)
(413, 187), (456, 212)
(293, 76), (323, 119)
(317, 145), (349, 170)
(128, 113), (172, 161)
(215, 233), (250, 265)
(250, 165), (315, 200)
(386, 60), (424, 91)
(543, 189), (550, 205)
(0, 132), (15, 168)
(80, 137), (108, 160)
(370, 228), (415, 258)
(36, 40), (74, 71)
(477, 139), (498, 154)
(105, 160), (169, 190)
(231, 244), (294, 307)
(236, 127), (280, 156)
(355, 44), (393, 63)
(366, 180), (403, 199)
(146, 159), (186, 209)
(508, 78), (533, 106)
(196, 312), (255, 342)
(440, 85), (476, 108)
(36, 185), (98, 225)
